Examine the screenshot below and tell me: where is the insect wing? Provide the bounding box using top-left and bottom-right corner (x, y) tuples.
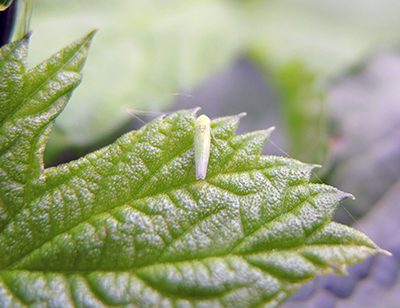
(194, 115), (211, 180)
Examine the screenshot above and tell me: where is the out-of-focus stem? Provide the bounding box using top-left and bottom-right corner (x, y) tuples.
(12, 0), (33, 40)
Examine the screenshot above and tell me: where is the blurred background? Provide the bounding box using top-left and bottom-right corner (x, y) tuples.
(3, 0), (400, 306)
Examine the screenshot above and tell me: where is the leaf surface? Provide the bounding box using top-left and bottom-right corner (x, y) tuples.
(0, 34), (388, 308)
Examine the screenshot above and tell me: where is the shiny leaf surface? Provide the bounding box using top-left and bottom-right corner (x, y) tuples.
(0, 32), (388, 308)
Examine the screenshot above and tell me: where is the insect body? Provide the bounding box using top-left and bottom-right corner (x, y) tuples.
(194, 114), (211, 180)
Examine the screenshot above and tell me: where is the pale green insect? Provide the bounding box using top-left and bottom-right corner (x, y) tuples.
(194, 114), (211, 180)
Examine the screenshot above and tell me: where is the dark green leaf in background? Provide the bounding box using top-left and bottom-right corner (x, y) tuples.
(0, 33), (389, 307)
(274, 62), (328, 167)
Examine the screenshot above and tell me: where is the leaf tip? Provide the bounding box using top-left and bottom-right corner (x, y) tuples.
(343, 193), (355, 201)
(259, 126), (275, 141)
(265, 126), (275, 135)
(193, 106), (202, 114)
(24, 29), (33, 40)
(379, 249), (392, 257)
(79, 28), (98, 45)
(329, 263), (348, 275)
(88, 28), (99, 37)
(236, 112), (247, 119)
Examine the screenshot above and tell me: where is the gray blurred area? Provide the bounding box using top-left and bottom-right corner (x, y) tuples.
(330, 51), (400, 224)
(282, 51), (400, 308)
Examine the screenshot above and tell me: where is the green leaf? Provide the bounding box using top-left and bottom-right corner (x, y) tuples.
(0, 33), (388, 307)
(0, 30), (96, 230)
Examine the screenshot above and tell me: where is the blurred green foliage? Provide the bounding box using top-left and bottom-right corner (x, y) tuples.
(28, 0), (400, 165)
